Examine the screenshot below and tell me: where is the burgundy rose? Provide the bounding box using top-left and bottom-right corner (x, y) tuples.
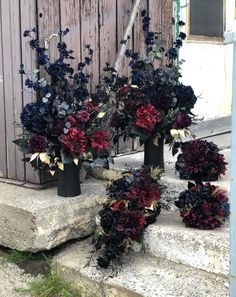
(84, 101), (100, 113)
(99, 208), (116, 233)
(175, 112), (192, 128)
(29, 135), (46, 153)
(76, 110), (90, 122)
(65, 115), (77, 127)
(135, 104), (162, 133)
(90, 130), (110, 151)
(112, 200), (127, 211)
(59, 127), (87, 153)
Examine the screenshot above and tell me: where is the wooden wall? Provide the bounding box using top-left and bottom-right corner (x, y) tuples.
(0, 0), (173, 183)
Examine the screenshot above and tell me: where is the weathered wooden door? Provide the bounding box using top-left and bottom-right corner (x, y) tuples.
(0, 0), (173, 183)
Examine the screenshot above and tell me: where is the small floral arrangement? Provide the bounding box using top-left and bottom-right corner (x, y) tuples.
(175, 182), (229, 229)
(14, 28), (112, 174)
(111, 12), (197, 146)
(174, 140), (227, 181)
(93, 167), (162, 269)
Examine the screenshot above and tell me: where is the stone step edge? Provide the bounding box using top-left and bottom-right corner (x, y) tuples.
(143, 212), (229, 276)
(52, 239), (229, 297)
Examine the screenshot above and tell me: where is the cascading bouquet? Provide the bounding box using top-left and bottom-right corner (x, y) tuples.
(111, 12), (197, 167)
(93, 167), (162, 269)
(14, 28), (112, 195)
(175, 182), (229, 229)
(174, 140), (227, 181)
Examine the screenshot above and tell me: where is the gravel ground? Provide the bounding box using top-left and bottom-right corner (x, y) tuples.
(0, 257), (33, 297)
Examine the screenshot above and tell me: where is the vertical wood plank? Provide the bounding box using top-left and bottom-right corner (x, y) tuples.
(37, 0), (61, 61)
(1, 0), (15, 178)
(148, 0), (163, 68)
(0, 0), (7, 177)
(99, 0), (117, 73)
(80, 0), (99, 90)
(1, 0), (24, 179)
(117, 0), (133, 77)
(20, 0), (40, 183)
(116, 0), (134, 154)
(162, 0), (173, 51)
(133, 0), (148, 57)
(149, 0), (162, 34)
(10, 0), (25, 180)
(60, 0), (81, 69)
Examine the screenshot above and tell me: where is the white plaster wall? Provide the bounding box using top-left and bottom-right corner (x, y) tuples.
(179, 0), (235, 119)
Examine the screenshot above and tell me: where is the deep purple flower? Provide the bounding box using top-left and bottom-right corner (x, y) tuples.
(29, 135), (46, 153)
(175, 112), (192, 128)
(176, 140), (228, 181)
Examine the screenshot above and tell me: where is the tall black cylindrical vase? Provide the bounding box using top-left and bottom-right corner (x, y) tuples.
(144, 135), (165, 170)
(57, 163), (81, 197)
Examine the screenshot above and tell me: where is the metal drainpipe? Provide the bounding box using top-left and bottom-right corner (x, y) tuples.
(176, 0), (180, 38)
(224, 30), (236, 295)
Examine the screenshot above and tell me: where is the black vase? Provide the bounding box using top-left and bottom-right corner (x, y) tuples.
(144, 134), (164, 169)
(57, 163), (81, 197)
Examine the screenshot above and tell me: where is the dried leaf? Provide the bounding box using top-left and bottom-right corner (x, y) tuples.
(178, 129), (186, 138)
(58, 162), (64, 171)
(97, 112), (106, 118)
(39, 152), (50, 164)
(30, 153), (39, 163)
(74, 158), (79, 166)
(170, 129), (179, 140)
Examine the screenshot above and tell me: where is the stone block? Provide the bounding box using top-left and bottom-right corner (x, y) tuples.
(144, 212), (229, 276)
(0, 179), (107, 252)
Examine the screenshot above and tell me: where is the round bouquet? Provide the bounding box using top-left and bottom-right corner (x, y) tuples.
(175, 182), (229, 229)
(175, 140), (227, 181)
(14, 29), (112, 195)
(111, 13), (197, 168)
(94, 167), (162, 269)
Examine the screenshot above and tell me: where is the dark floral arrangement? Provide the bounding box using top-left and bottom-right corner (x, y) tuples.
(175, 182), (229, 229)
(174, 139), (227, 181)
(14, 28), (112, 173)
(93, 167), (162, 269)
(111, 11), (197, 147)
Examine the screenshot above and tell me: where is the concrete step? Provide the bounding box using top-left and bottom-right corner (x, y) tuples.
(0, 179), (107, 252)
(144, 212), (229, 276)
(53, 239), (229, 297)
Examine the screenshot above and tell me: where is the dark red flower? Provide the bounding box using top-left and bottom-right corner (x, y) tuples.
(175, 112), (192, 128)
(59, 127), (87, 153)
(84, 101), (100, 113)
(90, 130), (110, 151)
(76, 110), (90, 122)
(135, 104), (162, 133)
(112, 200), (127, 211)
(29, 135), (46, 153)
